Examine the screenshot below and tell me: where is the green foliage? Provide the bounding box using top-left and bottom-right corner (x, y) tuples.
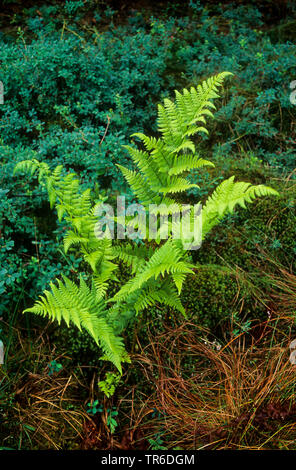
(119, 72), (230, 205)
(201, 176), (278, 239)
(86, 399), (102, 416)
(196, 184), (296, 271)
(86, 400), (118, 433)
(1, 2), (295, 331)
(106, 407), (119, 434)
(47, 360), (63, 376)
(0, 9), (176, 324)
(26, 275), (125, 372)
(120, 72), (278, 250)
(1, 2), (295, 450)
(98, 372), (122, 398)
(14, 72), (278, 374)
(148, 432), (167, 450)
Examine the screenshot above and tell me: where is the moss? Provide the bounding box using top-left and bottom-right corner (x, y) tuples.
(181, 270), (260, 333)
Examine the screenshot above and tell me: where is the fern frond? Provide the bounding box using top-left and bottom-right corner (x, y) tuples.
(113, 243), (153, 274)
(24, 275), (125, 372)
(168, 156), (214, 176)
(117, 164), (161, 205)
(158, 72), (232, 151)
(202, 176), (279, 237)
(14, 159), (48, 178)
(159, 176), (199, 194)
(120, 73), (232, 207)
(133, 279), (186, 316)
(63, 231), (89, 253)
(113, 240), (194, 301)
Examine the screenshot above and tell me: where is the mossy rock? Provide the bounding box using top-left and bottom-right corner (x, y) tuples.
(181, 270), (262, 333)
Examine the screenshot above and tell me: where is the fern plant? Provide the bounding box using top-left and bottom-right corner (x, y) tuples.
(14, 72), (278, 375)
